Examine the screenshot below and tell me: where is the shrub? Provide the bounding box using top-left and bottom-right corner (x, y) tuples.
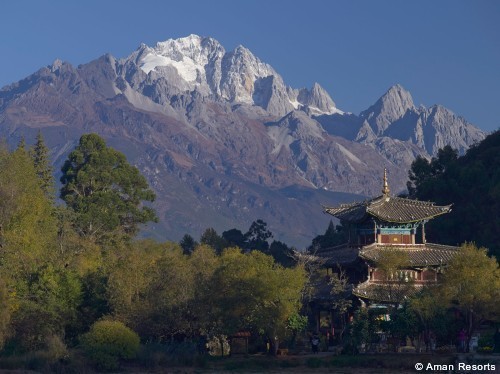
(81, 320), (140, 371)
(44, 334), (69, 363)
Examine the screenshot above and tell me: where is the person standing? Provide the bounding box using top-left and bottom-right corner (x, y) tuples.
(311, 334), (320, 354)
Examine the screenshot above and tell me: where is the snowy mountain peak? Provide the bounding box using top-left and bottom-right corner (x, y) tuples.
(153, 34), (221, 59)
(122, 35), (341, 117)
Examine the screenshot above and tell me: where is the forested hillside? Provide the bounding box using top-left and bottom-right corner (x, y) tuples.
(407, 130), (500, 258)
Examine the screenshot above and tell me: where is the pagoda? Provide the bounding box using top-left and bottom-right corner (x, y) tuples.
(317, 169), (460, 306)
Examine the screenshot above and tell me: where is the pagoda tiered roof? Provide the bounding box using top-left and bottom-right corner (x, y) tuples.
(315, 242), (460, 267)
(323, 195), (452, 224)
(359, 243), (460, 266)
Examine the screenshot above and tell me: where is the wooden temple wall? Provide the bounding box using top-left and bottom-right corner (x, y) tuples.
(380, 234), (412, 244)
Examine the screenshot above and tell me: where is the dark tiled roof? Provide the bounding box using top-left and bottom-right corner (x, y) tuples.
(323, 195), (452, 223)
(359, 243), (460, 266)
(353, 281), (425, 302)
(314, 243), (360, 265)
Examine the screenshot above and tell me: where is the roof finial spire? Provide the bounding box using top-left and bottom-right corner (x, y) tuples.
(382, 168), (390, 196)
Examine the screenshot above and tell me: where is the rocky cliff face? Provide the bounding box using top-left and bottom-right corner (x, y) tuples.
(360, 84), (416, 135)
(316, 84), (484, 164)
(0, 35), (485, 247)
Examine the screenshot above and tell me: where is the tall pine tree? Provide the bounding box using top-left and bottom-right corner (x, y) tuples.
(60, 133), (157, 242)
(30, 131), (54, 198)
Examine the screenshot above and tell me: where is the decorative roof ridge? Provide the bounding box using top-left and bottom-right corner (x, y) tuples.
(424, 242), (461, 251)
(390, 195), (453, 208)
(364, 243), (460, 251)
(322, 200), (367, 211)
(352, 280), (371, 291)
(361, 242), (378, 250)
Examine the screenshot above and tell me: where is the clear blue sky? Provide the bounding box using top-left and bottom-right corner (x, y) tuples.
(1, 0), (499, 132)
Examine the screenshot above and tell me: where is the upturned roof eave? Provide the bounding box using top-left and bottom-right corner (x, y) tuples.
(358, 243), (461, 266)
(366, 207), (452, 224)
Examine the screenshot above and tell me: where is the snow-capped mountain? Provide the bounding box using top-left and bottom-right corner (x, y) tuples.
(123, 34), (340, 117)
(0, 35), (485, 247)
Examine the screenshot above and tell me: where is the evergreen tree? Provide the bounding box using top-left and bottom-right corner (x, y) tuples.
(269, 240), (295, 267)
(17, 136), (26, 151)
(222, 228), (246, 248)
(200, 228), (227, 254)
(244, 219), (273, 253)
(179, 234), (197, 255)
(30, 131), (54, 198)
(309, 220), (347, 252)
(60, 134), (157, 242)
(407, 132), (500, 258)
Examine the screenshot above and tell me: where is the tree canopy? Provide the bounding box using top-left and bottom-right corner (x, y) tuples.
(439, 243), (500, 350)
(407, 131), (500, 258)
(308, 220), (347, 252)
(0, 135), (309, 367)
(60, 134), (157, 241)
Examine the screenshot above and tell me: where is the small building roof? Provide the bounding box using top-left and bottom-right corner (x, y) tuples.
(359, 243), (460, 266)
(323, 169), (452, 224)
(323, 195), (452, 224)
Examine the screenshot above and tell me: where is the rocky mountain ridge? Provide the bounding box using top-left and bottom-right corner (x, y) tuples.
(0, 35), (485, 247)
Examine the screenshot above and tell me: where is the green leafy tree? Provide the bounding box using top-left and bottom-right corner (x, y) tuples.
(0, 277), (11, 349)
(286, 313), (308, 348)
(349, 308), (370, 352)
(373, 249), (412, 307)
(0, 148), (57, 275)
(439, 243), (500, 352)
(81, 320), (140, 371)
(0, 148), (82, 351)
(107, 241), (195, 340)
(386, 303), (419, 343)
(409, 287), (444, 351)
(329, 269), (352, 342)
(210, 249), (305, 354)
(10, 265), (82, 351)
(60, 134), (157, 242)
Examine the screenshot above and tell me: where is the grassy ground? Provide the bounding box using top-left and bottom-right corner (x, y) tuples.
(2, 350), (499, 373)
(122, 352), (500, 374)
